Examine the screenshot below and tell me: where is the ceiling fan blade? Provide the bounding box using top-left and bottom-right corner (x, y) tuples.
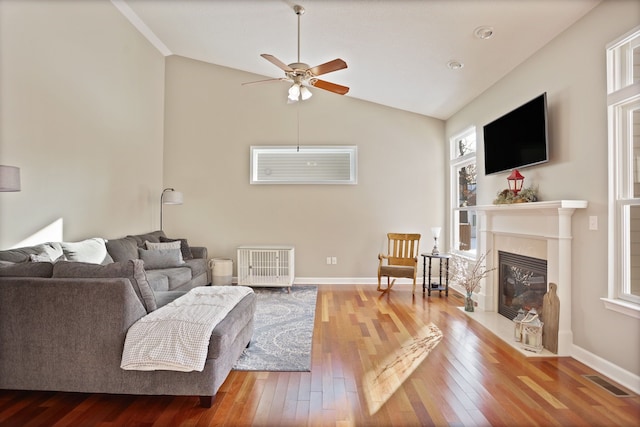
(308, 58), (348, 77)
(309, 79), (349, 95)
(242, 77), (288, 86)
(260, 54), (294, 72)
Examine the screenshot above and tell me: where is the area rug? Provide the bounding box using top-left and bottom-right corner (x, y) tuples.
(233, 285), (317, 372)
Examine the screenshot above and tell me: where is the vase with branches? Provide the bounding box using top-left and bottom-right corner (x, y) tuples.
(450, 251), (495, 312)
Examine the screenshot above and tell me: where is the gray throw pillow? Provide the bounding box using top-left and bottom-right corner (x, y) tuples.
(138, 248), (185, 270)
(60, 238), (114, 264)
(105, 237), (139, 262)
(0, 261), (54, 278)
(160, 236), (194, 260)
(52, 260), (157, 312)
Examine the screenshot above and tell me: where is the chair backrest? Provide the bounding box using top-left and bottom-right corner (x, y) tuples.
(386, 233), (421, 266)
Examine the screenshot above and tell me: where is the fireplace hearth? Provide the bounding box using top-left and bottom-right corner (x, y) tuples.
(498, 252), (547, 321)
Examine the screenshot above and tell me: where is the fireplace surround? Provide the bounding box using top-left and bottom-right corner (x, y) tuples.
(464, 200), (588, 356)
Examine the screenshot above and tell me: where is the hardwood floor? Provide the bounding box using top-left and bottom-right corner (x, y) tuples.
(1, 284), (638, 426)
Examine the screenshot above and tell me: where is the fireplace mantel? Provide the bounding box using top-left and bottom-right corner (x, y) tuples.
(473, 200), (588, 356)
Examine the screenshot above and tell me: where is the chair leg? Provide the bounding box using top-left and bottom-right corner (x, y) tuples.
(378, 277), (396, 293)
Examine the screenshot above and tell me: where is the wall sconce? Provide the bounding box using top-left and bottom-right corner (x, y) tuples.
(431, 227), (441, 255)
(520, 308), (544, 353)
(0, 165), (21, 192)
(160, 188), (183, 230)
(507, 169), (524, 195)
(513, 308), (526, 342)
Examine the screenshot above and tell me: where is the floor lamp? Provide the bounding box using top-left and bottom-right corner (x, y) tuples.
(160, 188), (183, 230)
(0, 165), (21, 192)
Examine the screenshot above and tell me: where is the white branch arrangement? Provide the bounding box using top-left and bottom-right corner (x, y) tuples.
(450, 251), (495, 295)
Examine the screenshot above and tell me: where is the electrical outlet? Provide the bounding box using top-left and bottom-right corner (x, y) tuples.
(326, 257), (332, 265)
(589, 216), (598, 231)
(331, 256), (337, 265)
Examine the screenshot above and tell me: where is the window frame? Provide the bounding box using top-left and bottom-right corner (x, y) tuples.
(605, 25), (640, 319)
(449, 127), (477, 258)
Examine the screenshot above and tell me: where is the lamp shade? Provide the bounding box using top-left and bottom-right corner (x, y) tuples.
(162, 189), (183, 205)
(0, 165), (21, 192)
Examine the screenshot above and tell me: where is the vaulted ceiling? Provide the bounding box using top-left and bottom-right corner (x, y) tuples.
(116, 0), (601, 120)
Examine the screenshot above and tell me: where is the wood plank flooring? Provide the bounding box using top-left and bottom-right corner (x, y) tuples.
(0, 284), (638, 426)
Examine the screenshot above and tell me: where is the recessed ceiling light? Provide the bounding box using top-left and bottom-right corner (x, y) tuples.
(447, 60), (464, 70)
(474, 26), (494, 40)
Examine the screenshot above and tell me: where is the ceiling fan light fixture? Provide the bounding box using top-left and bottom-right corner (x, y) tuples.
(288, 83), (301, 102)
(300, 86), (312, 100)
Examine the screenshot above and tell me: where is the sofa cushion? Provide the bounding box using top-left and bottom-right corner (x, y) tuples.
(160, 236), (194, 260)
(60, 238), (113, 264)
(138, 248), (184, 270)
(145, 240), (182, 251)
(106, 237), (139, 262)
(127, 230), (166, 248)
(146, 267), (192, 291)
(145, 270), (170, 292)
(0, 242), (63, 264)
(52, 260), (157, 312)
(0, 261), (54, 278)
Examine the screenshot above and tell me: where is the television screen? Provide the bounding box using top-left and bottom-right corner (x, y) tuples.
(483, 93), (549, 175)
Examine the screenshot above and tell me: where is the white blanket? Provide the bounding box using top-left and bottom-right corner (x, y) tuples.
(121, 286), (254, 372)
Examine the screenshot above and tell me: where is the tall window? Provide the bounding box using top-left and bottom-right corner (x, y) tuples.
(606, 26), (640, 318)
(450, 128), (477, 257)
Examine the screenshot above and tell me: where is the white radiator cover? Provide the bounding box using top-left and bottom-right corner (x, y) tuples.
(237, 245), (295, 287)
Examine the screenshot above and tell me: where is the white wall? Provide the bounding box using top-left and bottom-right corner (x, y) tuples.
(162, 55), (445, 278)
(446, 0), (640, 378)
(0, 0), (165, 247)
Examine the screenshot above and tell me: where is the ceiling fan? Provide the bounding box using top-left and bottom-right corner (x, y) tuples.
(243, 4), (349, 103)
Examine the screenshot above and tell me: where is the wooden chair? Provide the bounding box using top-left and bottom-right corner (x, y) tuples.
(377, 233), (421, 293)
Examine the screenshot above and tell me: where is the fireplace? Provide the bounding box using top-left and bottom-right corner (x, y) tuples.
(470, 200), (587, 356)
(498, 251), (547, 320)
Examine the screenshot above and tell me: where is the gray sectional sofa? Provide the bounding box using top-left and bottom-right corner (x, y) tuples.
(0, 231), (256, 407)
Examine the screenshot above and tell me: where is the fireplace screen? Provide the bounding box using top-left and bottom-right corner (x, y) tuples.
(498, 251), (547, 320)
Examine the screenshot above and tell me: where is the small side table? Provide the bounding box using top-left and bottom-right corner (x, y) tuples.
(421, 253), (451, 296)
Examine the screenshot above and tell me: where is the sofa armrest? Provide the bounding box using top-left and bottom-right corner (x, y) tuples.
(190, 246), (208, 260)
(0, 277), (147, 391)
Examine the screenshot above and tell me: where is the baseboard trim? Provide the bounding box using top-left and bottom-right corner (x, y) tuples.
(571, 344), (640, 395)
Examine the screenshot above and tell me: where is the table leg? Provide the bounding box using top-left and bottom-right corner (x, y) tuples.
(427, 258), (433, 296)
(445, 258), (449, 296)
(422, 256), (427, 293)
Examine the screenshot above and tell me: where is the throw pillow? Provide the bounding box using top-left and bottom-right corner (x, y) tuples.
(105, 237), (138, 262)
(52, 260), (157, 312)
(145, 240), (181, 251)
(0, 261), (54, 278)
(138, 248), (185, 270)
(29, 253), (66, 263)
(60, 238), (114, 264)
(127, 231), (167, 248)
(160, 236), (194, 260)
(32, 242), (65, 261)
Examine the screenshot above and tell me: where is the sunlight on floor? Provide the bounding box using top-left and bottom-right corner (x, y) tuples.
(362, 322), (443, 415)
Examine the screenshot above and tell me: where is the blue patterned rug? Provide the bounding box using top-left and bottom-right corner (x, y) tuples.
(233, 285), (317, 371)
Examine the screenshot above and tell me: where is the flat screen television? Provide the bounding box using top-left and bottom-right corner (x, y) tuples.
(483, 92), (549, 175)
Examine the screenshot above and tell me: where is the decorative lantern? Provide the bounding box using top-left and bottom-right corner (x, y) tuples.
(513, 308), (526, 342)
(507, 169), (525, 195)
(520, 308), (544, 353)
